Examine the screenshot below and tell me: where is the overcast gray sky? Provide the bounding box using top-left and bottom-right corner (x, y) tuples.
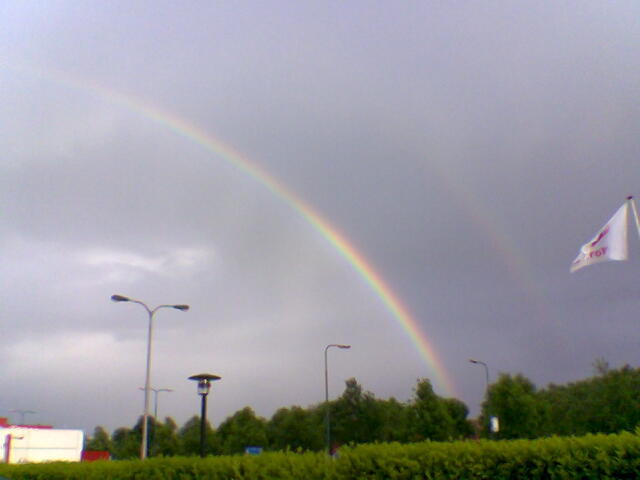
(2, 1), (640, 434)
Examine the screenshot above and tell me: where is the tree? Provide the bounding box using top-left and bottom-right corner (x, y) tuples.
(151, 417), (179, 457)
(268, 406), (322, 451)
(376, 397), (410, 443)
(442, 398), (474, 439)
(594, 366), (640, 432)
(592, 357), (610, 376)
(111, 426), (139, 459)
(483, 373), (541, 439)
(330, 378), (385, 446)
(178, 415), (219, 456)
(92, 363), (640, 457)
(217, 407), (268, 455)
(540, 364), (640, 436)
(407, 378), (455, 442)
(85, 425), (112, 452)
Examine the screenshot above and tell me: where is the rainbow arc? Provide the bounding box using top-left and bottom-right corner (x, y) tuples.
(8, 63), (457, 397)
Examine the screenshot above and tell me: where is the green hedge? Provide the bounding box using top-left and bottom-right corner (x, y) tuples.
(335, 433), (640, 479)
(1, 432), (639, 479)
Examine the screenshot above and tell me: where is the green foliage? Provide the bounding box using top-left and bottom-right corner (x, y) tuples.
(375, 397), (411, 443)
(177, 415), (219, 456)
(84, 425), (112, 453)
(540, 365), (640, 437)
(407, 378), (456, 442)
(217, 407), (269, 455)
(2, 432), (640, 479)
(442, 397), (475, 439)
(335, 433), (640, 479)
(111, 426), (139, 459)
(152, 417), (180, 457)
(483, 364), (640, 440)
(100, 376), (471, 458)
(90, 364), (640, 459)
(483, 373), (543, 439)
(330, 378), (386, 446)
(268, 406), (323, 451)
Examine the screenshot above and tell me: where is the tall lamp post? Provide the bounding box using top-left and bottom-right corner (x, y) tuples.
(324, 344), (350, 455)
(469, 358), (494, 436)
(188, 373), (221, 458)
(111, 294), (189, 459)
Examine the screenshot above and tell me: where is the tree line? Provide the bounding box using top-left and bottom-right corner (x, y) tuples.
(481, 362), (640, 439)
(86, 363), (640, 457)
(85, 378), (473, 458)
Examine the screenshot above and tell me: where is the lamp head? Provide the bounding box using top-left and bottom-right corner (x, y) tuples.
(173, 305), (190, 311)
(337, 344), (351, 349)
(188, 373), (221, 396)
(111, 294), (130, 302)
(197, 380), (210, 396)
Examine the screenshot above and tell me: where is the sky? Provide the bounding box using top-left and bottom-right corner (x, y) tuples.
(2, 1), (640, 435)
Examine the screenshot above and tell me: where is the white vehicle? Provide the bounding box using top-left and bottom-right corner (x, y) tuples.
(0, 426), (84, 463)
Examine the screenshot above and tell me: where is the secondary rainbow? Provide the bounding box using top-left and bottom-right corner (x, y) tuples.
(10, 64), (458, 397)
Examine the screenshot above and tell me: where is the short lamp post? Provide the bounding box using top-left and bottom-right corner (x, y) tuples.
(324, 344), (351, 455)
(111, 294), (189, 459)
(188, 373), (221, 458)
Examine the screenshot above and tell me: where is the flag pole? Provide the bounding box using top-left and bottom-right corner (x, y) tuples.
(627, 196), (640, 241)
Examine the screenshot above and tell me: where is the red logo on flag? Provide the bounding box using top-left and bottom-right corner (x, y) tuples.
(590, 225), (610, 247)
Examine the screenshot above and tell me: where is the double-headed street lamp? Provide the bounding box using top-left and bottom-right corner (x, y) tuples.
(111, 294), (189, 459)
(138, 387), (173, 419)
(188, 373), (221, 458)
(324, 344), (350, 455)
(10, 409), (36, 425)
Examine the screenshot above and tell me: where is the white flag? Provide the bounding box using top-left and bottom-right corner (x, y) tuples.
(570, 202), (629, 272)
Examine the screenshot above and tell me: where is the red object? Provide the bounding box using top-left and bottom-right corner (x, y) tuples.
(0, 417), (52, 429)
(11, 424), (52, 429)
(82, 450), (110, 462)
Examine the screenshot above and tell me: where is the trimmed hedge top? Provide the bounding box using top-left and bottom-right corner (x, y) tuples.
(1, 431), (639, 480)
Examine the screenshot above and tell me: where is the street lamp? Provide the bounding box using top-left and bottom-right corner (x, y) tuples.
(111, 294), (189, 459)
(469, 358), (495, 436)
(188, 373), (221, 458)
(10, 409), (36, 425)
(469, 358), (489, 389)
(324, 344), (350, 455)
(139, 387), (173, 419)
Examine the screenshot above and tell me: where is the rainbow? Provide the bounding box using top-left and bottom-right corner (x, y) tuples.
(8, 63), (458, 397)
